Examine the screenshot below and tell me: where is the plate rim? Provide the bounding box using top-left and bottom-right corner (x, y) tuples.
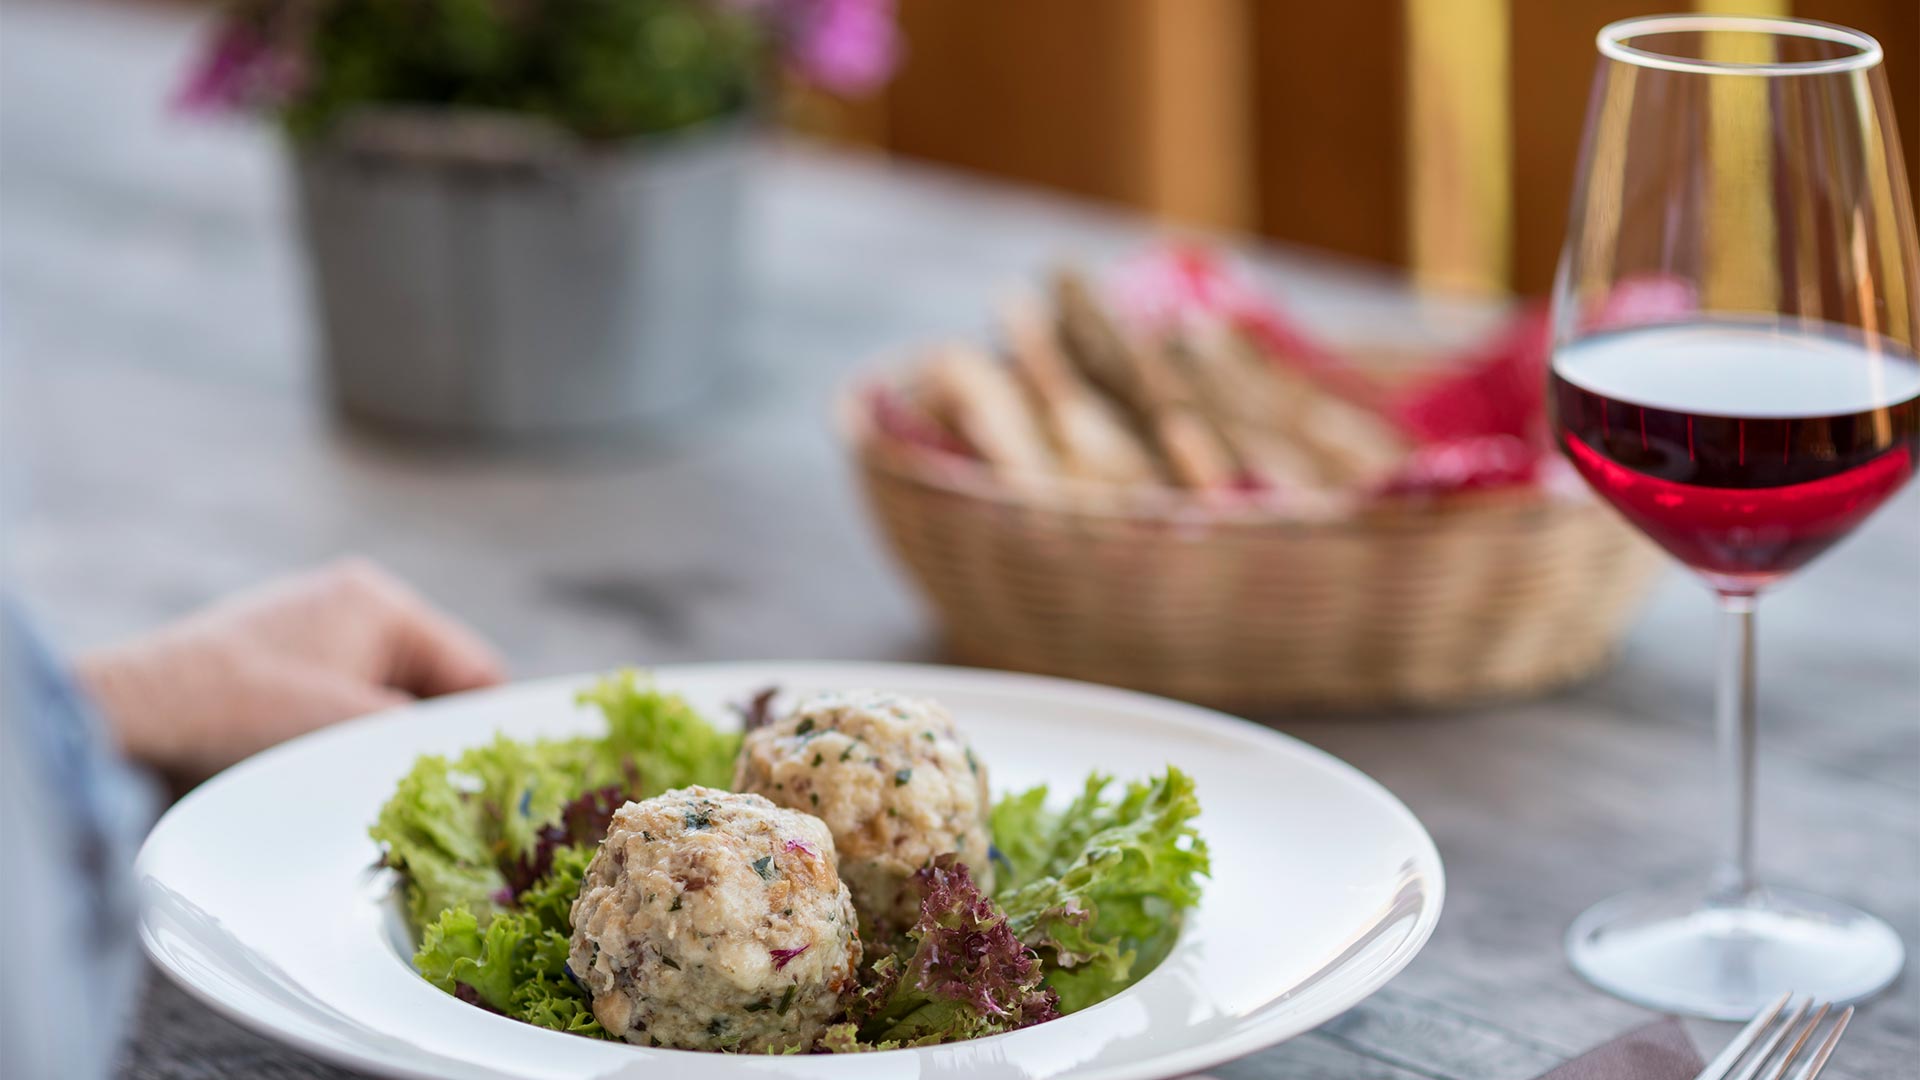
(138, 660), (1446, 1080)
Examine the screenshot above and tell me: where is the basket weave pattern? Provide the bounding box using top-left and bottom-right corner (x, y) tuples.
(852, 434), (1666, 712)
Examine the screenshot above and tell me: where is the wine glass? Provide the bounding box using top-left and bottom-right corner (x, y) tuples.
(1550, 14), (1918, 1020)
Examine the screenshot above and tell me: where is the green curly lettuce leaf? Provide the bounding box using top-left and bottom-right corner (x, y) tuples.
(579, 670), (740, 794)
(371, 755), (507, 931)
(814, 1023), (895, 1053)
(370, 671), (736, 936)
(518, 843), (594, 935)
(414, 906), (519, 1010)
(458, 734), (607, 865)
(413, 879), (606, 1037)
(993, 767), (1209, 1013)
(413, 842), (600, 1035)
(509, 918), (602, 1036)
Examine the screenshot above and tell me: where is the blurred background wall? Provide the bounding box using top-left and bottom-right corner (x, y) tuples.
(823, 0), (1918, 297)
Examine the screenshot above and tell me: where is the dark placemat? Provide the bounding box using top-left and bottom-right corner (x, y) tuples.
(118, 969), (364, 1080)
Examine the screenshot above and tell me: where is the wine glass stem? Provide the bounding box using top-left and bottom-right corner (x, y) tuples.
(1714, 592), (1759, 903)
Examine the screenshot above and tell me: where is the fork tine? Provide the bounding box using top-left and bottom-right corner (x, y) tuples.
(1729, 998), (1811, 1080)
(1789, 1007), (1854, 1080)
(1694, 990), (1795, 1080)
(1764, 1003), (1830, 1080)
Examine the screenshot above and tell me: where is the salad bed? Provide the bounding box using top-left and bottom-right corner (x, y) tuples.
(371, 672), (1207, 1051)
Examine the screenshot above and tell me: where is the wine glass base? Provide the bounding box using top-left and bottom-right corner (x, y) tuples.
(1566, 881), (1905, 1019)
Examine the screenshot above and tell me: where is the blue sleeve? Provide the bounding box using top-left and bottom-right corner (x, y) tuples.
(1, 602), (160, 1080)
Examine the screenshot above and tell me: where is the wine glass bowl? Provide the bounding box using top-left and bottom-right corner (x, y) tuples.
(1551, 318), (1920, 594)
(1550, 15), (1918, 1019)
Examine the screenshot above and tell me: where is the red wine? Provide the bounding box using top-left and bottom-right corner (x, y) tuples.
(1552, 322), (1920, 591)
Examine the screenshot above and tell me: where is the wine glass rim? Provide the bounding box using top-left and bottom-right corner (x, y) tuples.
(1597, 14), (1882, 76)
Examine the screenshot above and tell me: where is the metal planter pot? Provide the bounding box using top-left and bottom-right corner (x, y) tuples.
(293, 109), (749, 438)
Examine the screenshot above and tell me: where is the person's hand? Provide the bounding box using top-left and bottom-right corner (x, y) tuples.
(77, 559), (504, 779)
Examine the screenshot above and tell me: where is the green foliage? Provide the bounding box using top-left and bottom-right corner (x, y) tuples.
(270, 0), (766, 139)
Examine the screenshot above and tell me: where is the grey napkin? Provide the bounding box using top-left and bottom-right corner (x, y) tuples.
(1536, 1018), (1705, 1080)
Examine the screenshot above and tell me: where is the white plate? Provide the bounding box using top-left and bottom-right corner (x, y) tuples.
(137, 662), (1443, 1080)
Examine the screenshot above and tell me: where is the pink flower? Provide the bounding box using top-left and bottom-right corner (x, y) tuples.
(791, 0), (900, 96)
(173, 21), (303, 114)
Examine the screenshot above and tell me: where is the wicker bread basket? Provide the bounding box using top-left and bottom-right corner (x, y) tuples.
(841, 380), (1666, 712)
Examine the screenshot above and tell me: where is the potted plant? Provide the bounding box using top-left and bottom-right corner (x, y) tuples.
(181, 0), (900, 438)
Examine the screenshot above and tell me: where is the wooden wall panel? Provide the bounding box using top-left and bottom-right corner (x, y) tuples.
(1509, 0), (1672, 294)
(870, 1), (1918, 295)
(882, 1), (1151, 209)
(1406, 0), (1512, 294)
(1808, 0), (1920, 230)
(880, 0), (1259, 230)
(1135, 0), (1258, 228)
(1248, 0), (1405, 266)
(1513, 0), (1917, 294)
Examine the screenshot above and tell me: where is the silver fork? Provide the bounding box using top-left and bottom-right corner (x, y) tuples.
(1693, 991), (1856, 1080)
